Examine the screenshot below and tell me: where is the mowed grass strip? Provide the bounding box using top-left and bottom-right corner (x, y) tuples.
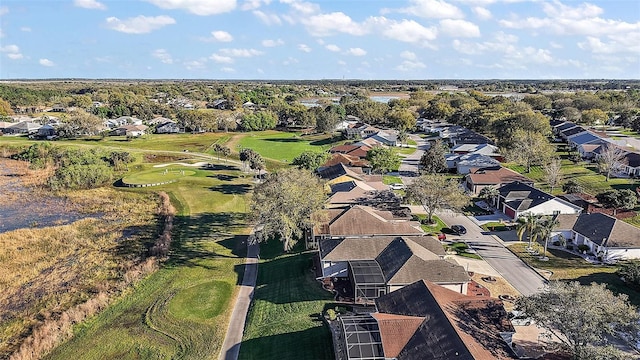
(509, 243), (640, 307)
(236, 131), (341, 163)
(46, 162), (252, 360)
(239, 241), (334, 360)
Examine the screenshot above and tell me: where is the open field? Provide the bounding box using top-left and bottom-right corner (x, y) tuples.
(508, 243), (640, 307)
(232, 131), (343, 163)
(239, 241), (334, 360)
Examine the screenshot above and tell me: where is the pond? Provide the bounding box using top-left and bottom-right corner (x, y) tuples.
(0, 159), (86, 233)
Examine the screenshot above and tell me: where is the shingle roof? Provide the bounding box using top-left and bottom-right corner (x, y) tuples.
(555, 122), (577, 132)
(567, 131), (603, 145)
(320, 236), (443, 262)
(466, 167), (533, 186)
(553, 214), (579, 231)
(316, 205), (423, 236)
(371, 313), (424, 359)
(622, 152), (640, 168)
(321, 153), (369, 168)
(374, 280), (516, 360)
(317, 163), (365, 181)
(569, 213), (640, 248)
(498, 182), (555, 211)
(561, 126), (586, 137)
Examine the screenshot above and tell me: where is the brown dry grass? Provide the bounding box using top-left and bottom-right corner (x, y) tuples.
(0, 183), (161, 358)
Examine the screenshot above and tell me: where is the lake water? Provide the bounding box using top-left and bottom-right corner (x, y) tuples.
(299, 94), (406, 108)
(0, 159), (85, 233)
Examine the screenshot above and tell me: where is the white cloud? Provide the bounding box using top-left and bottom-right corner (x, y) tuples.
(298, 44), (312, 53)
(400, 51), (417, 60)
(395, 60), (426, 71)
(347, 47), (366, 56)
(262, 38), (284, 47)
(381, 19), (438, 45)
(283, 57), (299, 65)
(281, 0), (320, 16)
(218, 48), (263, 57)
(221, 67), (235, 73)
(105, 15), (176, 34)
(39, 58), (55, 67)
(337, 60), (346, 66)
(550, 41), (563, 49)
(241, 0), (271, 11)
(0, 29), (4, 38)
(392, 0), (464, 19)
(152, 49), (173, 64)
(325, 44), (340, 52)
(579, 35), (640, 54)
(541, 1), (603, 20)
(1, 44), (23, 59)
(184, 59), (206, 70)
(0, 6), (8, 16)
(302, 12), (369, 37)
(210, 54), (234, 63)
(210, 30), (233, 42)
(74, 0), (107, 10)
(144, 0), (236, 15)
(452, 31), (517, 55)
(253, 10), (281, 25)
(439, 19), (480, 37)
(20, 27), (31, 32)
(472, 6), (491, 20)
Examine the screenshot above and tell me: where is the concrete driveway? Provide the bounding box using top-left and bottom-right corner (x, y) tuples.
(435, 210), (547, 296)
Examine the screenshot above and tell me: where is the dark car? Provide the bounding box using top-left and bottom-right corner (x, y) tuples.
(450, 225), (467, 235)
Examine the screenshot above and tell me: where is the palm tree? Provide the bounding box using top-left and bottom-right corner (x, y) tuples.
(478, 186), (500, 208)
(530, 215), (560, 260)
(516, 213), (540, 250)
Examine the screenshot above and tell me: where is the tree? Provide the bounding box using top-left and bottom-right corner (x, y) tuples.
(56, 109), (103, 138)
(366, 147), (401, 175)
(240, 148), (258, 172)
(251, 168), (327, 252)
(530, 215), (559, 259)
(249, 152), (265, 180)
(516, 213), (540, 249)
(213, 144), (230, 161)
(478, 186), (499, 207)
(396, 129), (408, 148)
(405, 175), (469, 224)
(597, 144), (627, 181)
(562, 179), (583, 194)
(506, 130), (554, 173)
(617, 260), (640, 287)
(0, 97), (14, 116)
(291, 150), (330, 170)
(516, 281), (639, 360)
(543, 158), (563, 193)
(581, 108), (609, 127)
(387, 108), (416, 131)
(596, 189), (637, 215)
(419, 140), (447, 174)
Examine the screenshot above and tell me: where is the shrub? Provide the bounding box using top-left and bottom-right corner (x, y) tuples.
(577, 244), (590, 252)
(553, 241), (561, 246)
(326, 309), (337, 321)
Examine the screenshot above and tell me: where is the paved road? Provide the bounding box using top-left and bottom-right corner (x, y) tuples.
(219, 233), (259, 360)
(398, 135), (428, 184)
(436, 211), (547, 296)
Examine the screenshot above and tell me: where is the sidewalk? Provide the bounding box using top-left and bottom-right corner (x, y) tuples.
(219, 231), (259, 360)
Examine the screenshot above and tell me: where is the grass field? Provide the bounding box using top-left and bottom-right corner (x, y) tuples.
(239, 240), (334, 360)
(508, 243), (640, 307)
(45, 161), (252, 359)
(233, 131), (342, 163)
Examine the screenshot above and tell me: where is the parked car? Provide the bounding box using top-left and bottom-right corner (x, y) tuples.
(450, 225), (467, 235)
(389, 183), (406, 190)
(437, 233), (447, 241)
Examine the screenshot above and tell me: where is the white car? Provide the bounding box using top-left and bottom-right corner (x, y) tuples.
(389, 183), (406, 190)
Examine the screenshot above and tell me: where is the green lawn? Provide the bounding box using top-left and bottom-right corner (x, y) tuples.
(508, 243), (640, 307)
(122, 167), (196, 185)
(236, 131), (341, 163)
(446, 241), (482, 260)
(383, 175), (402, 185)
(46, 161), (252, 359)
(413, 214), (446, 234)
(396, 146), (416, 156)
(239, 240), (334, 360)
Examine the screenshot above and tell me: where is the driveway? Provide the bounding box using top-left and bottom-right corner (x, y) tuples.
(435, 210), (547, 296)
(398, 135), (428, 184)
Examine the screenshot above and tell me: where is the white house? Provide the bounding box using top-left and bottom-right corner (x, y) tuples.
(497, 182), (582, 220)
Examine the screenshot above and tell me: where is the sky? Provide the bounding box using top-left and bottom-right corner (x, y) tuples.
(0, 0), (638, 80)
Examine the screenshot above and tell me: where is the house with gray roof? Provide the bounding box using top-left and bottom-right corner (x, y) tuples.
(335, 280), (516, 360)
(552, 213), (640, 262)
(318, 236), (470, 300)
(446, 153), (500, 174)
(567, 131), (605, 149)
(497, 182), (582, 219)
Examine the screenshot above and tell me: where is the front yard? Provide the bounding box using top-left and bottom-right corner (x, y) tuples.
(509, 243), (640, 307)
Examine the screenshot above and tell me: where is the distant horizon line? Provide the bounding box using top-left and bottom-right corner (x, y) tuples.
(1, 78), (639, 83)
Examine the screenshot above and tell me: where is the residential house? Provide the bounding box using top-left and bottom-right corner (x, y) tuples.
(310, 205), (423, 248)
(553, 121), (578, 136)
(336, 280), (516, 360)
(560, 126), (587, 140)
(552, 213), (640, 262)
(0, 121), (14, 134)
(155, 120), (182, 134)
(207, 99), (228, 110)
(111, 124), (148, 137)
(317, 163), (369, 185)
(51, 104), (66, 112)
(450, 143), (502, 161)
(619, 151), (640, 177)
(567, 131), (605, 149)
(242, 101), (257, 110)
(5, 121), (41, 135)
(366, 130), (399, 147)
(577, 141), (606, 160)
(344, 123), (382, 139)
(319, 236), (470, 298)
(36, 124), (57, 139)
(445, 153), (500, 174)
(450, 131), (493, 146)
(497, 182), (582, 219)
(105, 116), (142, 129)
(464, 167), (534, 196)
(327, 180), (392, 208)
(320, 153), (369, 171)
(329, 144), (372, 159)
